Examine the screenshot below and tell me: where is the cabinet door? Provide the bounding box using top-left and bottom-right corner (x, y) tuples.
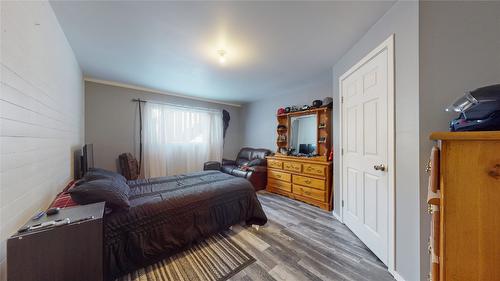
(441, 140), (500, 281)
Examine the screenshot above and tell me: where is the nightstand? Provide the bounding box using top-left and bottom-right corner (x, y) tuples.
(7, 202), (105, 281)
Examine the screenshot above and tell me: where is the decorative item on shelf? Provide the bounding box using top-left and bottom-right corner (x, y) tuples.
(312, 100), (323, 108)
(277, 134), (287, 143)
(301, 105), (310, 111)
(318, 123), (326, 129)
(318, 136), (327, 143)
(322, 97), (333, 108)
(277, 108), (285, 115)
(284, 107), (291, 113)
(278, 147), (288, 154)
(290, 105), (300, 112)
(292, 152), (319, 158)
(277, 124), (287, 131)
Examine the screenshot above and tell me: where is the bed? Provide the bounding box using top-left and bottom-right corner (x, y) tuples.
(101, 170), (267, 279)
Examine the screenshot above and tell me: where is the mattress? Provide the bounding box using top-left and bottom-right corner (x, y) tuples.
(104, 170), (267, 279)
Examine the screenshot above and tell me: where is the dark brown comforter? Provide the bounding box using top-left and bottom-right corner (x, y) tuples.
(104, 170), (267, 279)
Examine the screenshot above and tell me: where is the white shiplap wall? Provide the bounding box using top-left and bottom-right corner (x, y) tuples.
(0, 1), (84, 279)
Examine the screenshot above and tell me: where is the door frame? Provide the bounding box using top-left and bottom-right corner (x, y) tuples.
(338, 34), (395, 272)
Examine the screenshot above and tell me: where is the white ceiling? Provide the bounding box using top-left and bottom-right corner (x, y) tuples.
(50, 1), (395, 104)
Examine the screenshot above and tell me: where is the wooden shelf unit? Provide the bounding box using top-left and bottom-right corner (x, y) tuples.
(275, 107), (332, 157)
(268, 106), (333, 211)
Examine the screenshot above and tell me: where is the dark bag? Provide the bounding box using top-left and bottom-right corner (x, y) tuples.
(119, 153), (139, 180)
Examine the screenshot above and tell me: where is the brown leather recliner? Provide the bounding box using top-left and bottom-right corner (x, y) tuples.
(204, 147), (272, 190)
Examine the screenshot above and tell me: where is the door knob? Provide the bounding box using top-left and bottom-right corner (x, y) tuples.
(374, 164), (386, 171)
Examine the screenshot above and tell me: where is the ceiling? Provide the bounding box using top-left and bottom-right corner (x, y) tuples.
(50, 1), (395, 104)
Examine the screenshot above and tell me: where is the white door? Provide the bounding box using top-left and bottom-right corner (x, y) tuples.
(340, 38), (393, 265)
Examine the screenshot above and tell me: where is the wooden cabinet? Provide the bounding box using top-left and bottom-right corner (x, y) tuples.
(275, 107), (332, 161)
(428, 132), (500, 281)
(266, 155), (333, 211)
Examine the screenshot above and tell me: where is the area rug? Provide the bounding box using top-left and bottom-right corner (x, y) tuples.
(116, 233), (255, 281)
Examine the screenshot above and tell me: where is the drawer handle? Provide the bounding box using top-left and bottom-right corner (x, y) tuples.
(276, 174), (281, 178)
(426, 160), (431, 173)
(374, 164), (386, 171)
(305, 180), (312, 184)
(488, 163), (500, 179)
(304, 191), (311, 195)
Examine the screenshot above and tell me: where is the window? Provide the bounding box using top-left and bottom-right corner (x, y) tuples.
(143, 103), (223, 177)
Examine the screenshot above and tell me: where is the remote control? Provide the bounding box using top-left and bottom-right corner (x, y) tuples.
(31, 211), (45, 221)
(18, 225), (30, 233)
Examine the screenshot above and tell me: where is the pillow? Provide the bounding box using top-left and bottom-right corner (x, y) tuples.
(76, 168), (126, 186)
(69, 178), (130, 210)
(88, 168), (127, 182)
(50, 191), (78, 209)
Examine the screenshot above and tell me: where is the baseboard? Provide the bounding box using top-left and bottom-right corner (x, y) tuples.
(389, 269), (406, 281)
(332, 211), (343, 222)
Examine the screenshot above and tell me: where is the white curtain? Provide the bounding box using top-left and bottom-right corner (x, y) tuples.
(143, 102), (223, 177)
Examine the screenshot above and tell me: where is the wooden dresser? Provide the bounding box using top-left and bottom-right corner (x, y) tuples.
(266, 155), (333, 211)
(427, 132), (500, 281)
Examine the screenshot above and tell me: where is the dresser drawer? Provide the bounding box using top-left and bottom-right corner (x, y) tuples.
(268, 170), (291, 182)
(293, 175), (325, 190)
(283, 161), (301, 173)
(302, 163), (326, 177)
(427, 146), (440, 193)
(268, 178), (292, 192)
(268, 159), (283, 170)
(293, 184), (326, 201)
(430, 204), (440, 258)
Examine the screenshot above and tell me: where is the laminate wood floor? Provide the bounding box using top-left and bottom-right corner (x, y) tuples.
(227, 191), (395, 281)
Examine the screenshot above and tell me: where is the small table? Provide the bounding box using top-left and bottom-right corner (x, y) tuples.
(7, 202), (105, 281)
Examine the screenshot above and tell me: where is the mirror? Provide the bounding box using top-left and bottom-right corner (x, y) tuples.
(289, 114), (317, 155)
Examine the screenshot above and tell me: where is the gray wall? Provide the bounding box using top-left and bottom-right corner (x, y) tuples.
(0, 1), (84, 279)
(243, 2), (420, 280)
(419, 1), (500, 277)
(331, 2), (420, 280)
(85, 81), (243, 172)
(241, 71), (333, 151)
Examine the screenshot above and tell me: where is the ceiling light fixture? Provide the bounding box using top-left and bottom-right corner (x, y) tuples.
(217, 49), (227, 64)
